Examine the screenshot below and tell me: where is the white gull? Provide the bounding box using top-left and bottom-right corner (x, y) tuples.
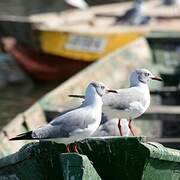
(10, 81), (117, 151)
(69, 68), (162, 136)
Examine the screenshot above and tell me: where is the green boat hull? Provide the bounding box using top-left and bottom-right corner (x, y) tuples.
(0, 137), (180, 180)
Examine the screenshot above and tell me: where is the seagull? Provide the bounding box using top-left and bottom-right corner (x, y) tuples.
(93, 114), (130, 137)
(118, 119), (130, 137)
(65, 0), (88, 10)
(9, 81), (117, 152)
(115, 0), (151, 25)
(69, 68), (163, 136)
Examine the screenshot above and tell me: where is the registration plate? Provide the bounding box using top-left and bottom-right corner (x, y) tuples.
(65, 35), (107, 53)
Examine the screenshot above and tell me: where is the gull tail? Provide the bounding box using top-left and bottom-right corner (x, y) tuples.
(9, 131), (34, 141)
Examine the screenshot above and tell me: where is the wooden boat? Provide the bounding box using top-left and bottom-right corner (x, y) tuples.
(0, 137), (180, 180)
(1, 38), (91, 82)
(0, 1), (141, 82)
(0, 0), (131, 17)
(1, 0), (180, 64)
(0, 0), (137, 52)
(1, 32), (180, 157)
(0, 1), (179, 82)
(35, 0), (180, 61)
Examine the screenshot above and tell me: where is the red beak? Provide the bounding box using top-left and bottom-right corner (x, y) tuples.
(151, 76), (163, 81)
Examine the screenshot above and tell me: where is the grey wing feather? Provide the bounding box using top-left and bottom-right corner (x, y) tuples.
(33, 107), (95, 139)
(103, 87), (145, 110)
(93, 115), (119, 136)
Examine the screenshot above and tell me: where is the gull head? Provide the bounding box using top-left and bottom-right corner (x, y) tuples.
(130, 68), (163, 86)
(85, 81), (117, 98)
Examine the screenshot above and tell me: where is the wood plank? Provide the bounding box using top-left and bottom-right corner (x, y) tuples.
(147, 105), (180, 114)
(147, 138), (180, 143)
(141, 105), (180, 121)
(151, 86), (180, 95)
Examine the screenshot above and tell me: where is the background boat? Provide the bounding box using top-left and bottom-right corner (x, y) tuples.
(1, 0), (180, 82)
(1, 37), (91, 82)
(1, 0), (180, 63)
(36, 0), (180, 61)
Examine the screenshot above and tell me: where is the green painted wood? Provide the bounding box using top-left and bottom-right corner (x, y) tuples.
(78, 137), (147, 180)
(147, 32), (180, 66)
(0, 137), (180, 180)
(147, 31), (180, 40)
(0, 142), (65, 180)
(60, 153), (101, 180)
(78, 137), (180, 180)
(147, 31), (180, 86)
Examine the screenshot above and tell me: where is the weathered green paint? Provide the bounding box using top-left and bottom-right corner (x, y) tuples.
(60, 153), (101, 180)
(78, 137), (147, 180)
(0, 137), (180, 180)
(142, 158), (180, 180)
(147, 31), (180, 39)
(147, 31), (180, 78)
(0, 142), (65, 180)
(75, 137), (180, 180)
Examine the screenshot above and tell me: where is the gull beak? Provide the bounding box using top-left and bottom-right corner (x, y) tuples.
(68, 94), (85, 99)
(151, 76), (163, 81)
(107, 89), (118, 93)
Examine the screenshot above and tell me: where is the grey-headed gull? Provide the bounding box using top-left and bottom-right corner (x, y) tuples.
(69, 68), (162, 136)
(115, 0), (151, 25)
(93, 114), (130, 137)
(9, 81), (117, 152)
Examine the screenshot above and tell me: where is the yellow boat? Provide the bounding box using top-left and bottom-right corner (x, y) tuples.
(39, 31), (140, 62)
(33, 0), (180, 61)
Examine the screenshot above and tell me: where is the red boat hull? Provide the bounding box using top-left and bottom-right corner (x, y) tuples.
(2, 39), (91, 82)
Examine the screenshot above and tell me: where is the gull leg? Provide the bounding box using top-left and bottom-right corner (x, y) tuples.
(128, 119), (135, 136)
(66, 144), (70, 153)
(73, 143), (79, 153)
(118, 119), (123, 136)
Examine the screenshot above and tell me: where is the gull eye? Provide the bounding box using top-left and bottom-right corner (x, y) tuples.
(100, 85), (105, 89)
(145, 72), (149, 76)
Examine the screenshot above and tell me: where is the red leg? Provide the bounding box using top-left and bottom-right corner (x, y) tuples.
(66, 144), (70, 153)
(118, 119), (123, 136)
(73, 143), (79, 153)
(128, 119), (135, 136)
